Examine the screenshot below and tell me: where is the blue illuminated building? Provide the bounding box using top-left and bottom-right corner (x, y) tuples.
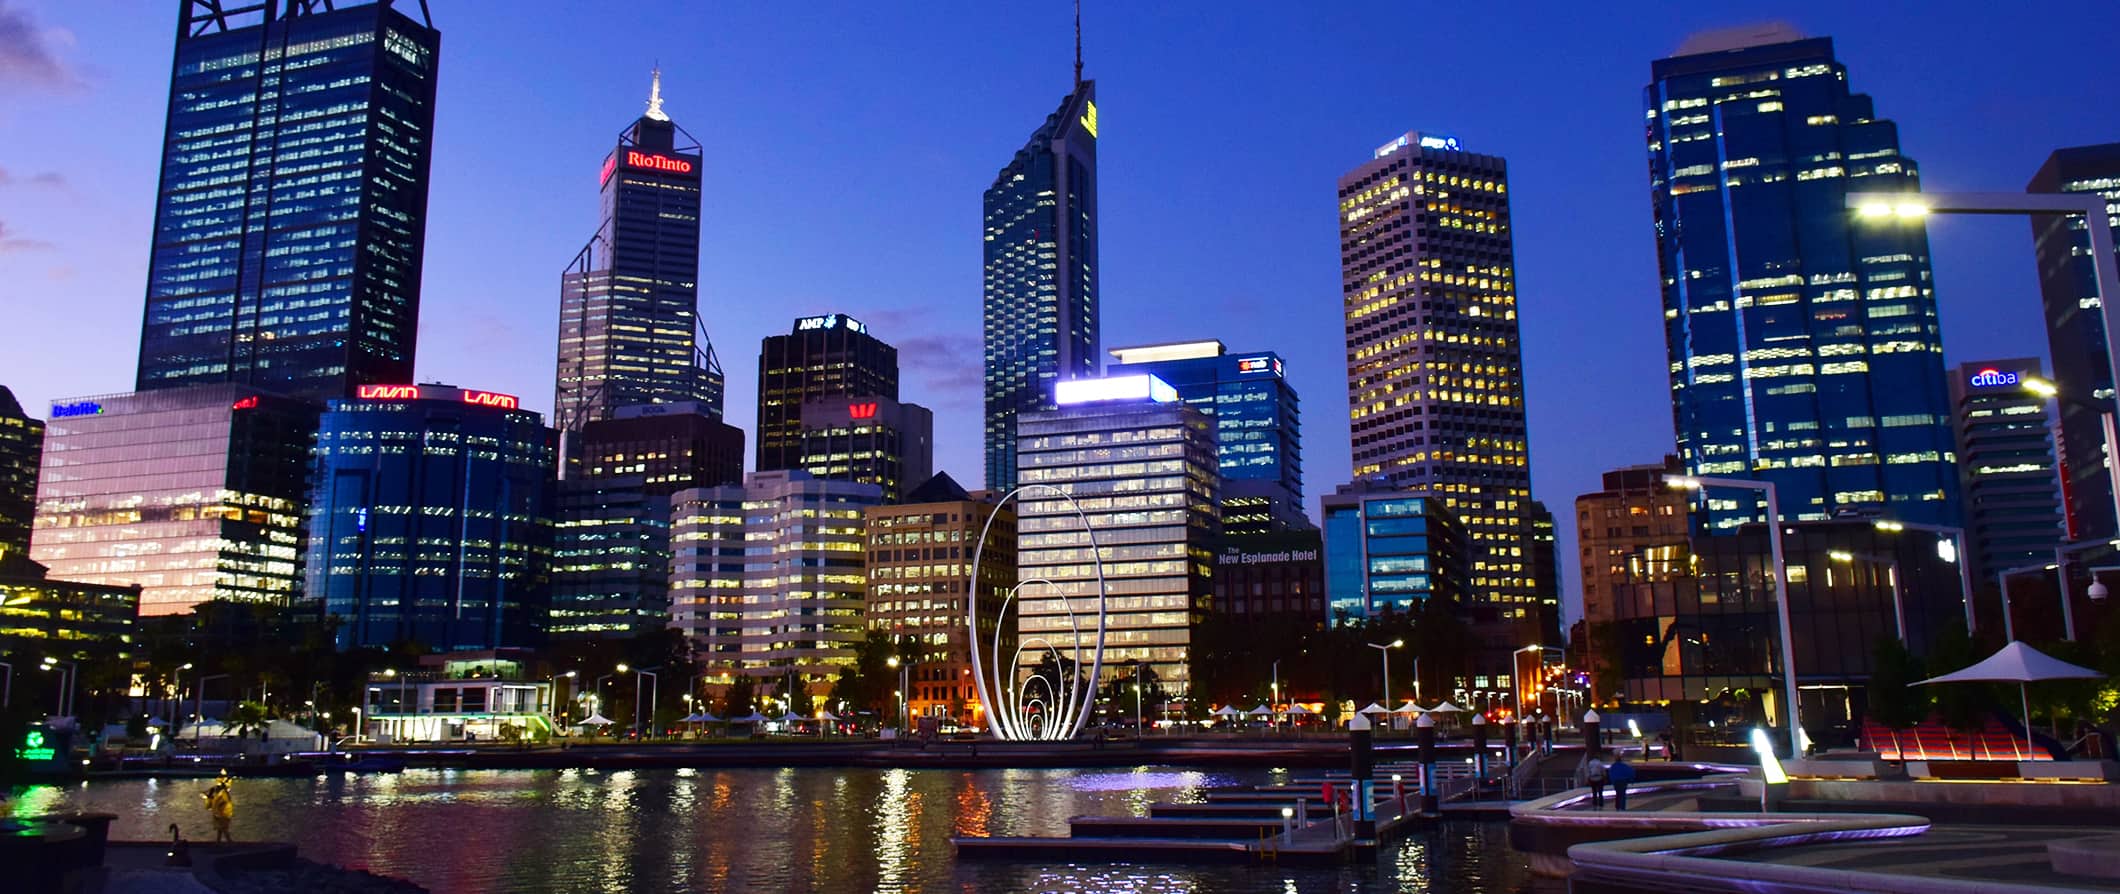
(307, 384), (556, 652)
(1321, 484), (1467, 623)
(983, 78), (1099, 492)
(1107, 340), (1304, 533)
(136, 1), (440, 402)
(1648, 30), (1960, 529)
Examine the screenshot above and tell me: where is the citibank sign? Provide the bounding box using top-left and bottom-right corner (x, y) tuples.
(1969, 368), (2021, 388)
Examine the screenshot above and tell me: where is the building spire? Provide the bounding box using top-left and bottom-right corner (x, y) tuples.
(645, 65), (670, 122)
(1073, 0), (1083, 88)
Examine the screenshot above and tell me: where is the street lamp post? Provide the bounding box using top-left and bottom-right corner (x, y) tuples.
(547, 670), (577, 722)
(0, 661), (10, 709)
(886, 655), (909, 730)
(635, 668), (660, 739)
(1827, 551), (1906, 642)
(1365, 640), (1403, 719)
(195, 672), (229, 741)
(1667, 474), (1802, 757)
(1997, 539), (2111, 642)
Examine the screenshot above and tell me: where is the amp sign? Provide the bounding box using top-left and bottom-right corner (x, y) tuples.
(1969, 368), (2022, 388)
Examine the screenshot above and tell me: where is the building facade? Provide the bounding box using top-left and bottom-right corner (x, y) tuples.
(1337, 131), (1539, 642)
(1321, 485), (1469, 622)
(669, 470), (881, 687)
(1015, 375), (1216, 695)
(1573, 456), (1693, 700)
(31, 385), (316, 616)
(136, 0), (439, 402)
(1647, 31), (1960, 529)
(0, 552), (141, 663)
(2028, 142), (2120, 541)
(983, 80), (1100, 493)
(1947, 360), (2063, 583)
(548, 403), (743, 640)
(306, 384), (556, 651)
(1212, 528), (1325, 623)
(555, 71), (725, 432)
(1107, 341), (1305, 534)
(863, 478), (1015, 725)
(756, 315), (898, 474)
(795, 395), (933, 504)
(0, 387), (42, 560)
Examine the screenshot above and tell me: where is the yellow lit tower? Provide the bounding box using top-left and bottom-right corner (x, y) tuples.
(1337, 132), (1546, 652)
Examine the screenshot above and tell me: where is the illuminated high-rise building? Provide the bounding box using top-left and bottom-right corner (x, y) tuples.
(863, 473), (1015, 726)
(983, 75), (1099, 492)
(1337, 130), (1537, 644)
(1647, 30), (1959, 529)
(556, 70), (726, 435)
(1947, 360), (2063, 582)
(756, 314), (898, 474)
(0, 386), (42, 560)
(135, 0), (439, 403)
(1107, 340), (1305, 534)
(2028, 142), (2120, 541)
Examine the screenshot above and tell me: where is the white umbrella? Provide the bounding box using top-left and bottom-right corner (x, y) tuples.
(1212, 705), (1242, 717)
(731, 711), (770, 724)
(579, 712), (613, 727)
(817, 711), (841, 721)
(1428, 702), (1464, 713)
(1393, 701), (1423, 714)
(1915, 641), (2104, 756)
(1246, 705), (1274, 716)
(1285, 704), (1315, 716)
(1358, 702), (1389, 715)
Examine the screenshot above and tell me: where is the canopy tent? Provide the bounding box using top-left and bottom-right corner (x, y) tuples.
(1286, 704), (1315, 716)
(817, 711), (841, 722)
(1211, 705), (1242, 717)
(1428, 702), (1465, 713)
(730, 711), (771, 724)
(1393, 701), (1424, 714)
(1358, 702), (1390, 715)
(1245, 705), (1274, 717)
(1915, 641), (2104, 755)
(578, 712), (613, 727)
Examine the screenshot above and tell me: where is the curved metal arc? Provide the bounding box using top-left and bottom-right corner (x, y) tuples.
(967, 483), (1112, 741)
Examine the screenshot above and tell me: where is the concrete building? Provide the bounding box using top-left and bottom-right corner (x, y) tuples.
(2028, 142), (2120, 541)
(1212, 528), (1325, 624)
(1573, 456), (1693, 700)
(31, 385), (316, 616)
(669, 470), (881, 689)
(1014, 374), (1216, 695)
(862, 473), (1014, 725)
(1946, 359), (2063, 582)
(1337, 131), (1540, 646)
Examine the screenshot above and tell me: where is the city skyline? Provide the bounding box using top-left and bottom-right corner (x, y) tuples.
(5, 2), (2120, 625)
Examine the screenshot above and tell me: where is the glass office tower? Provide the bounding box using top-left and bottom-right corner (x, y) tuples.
(2028, 143), (2120, 541)
(30, 385), (316, 616)
(756, 315), (898, 473)
(1647, 31), (1960, 529)
(0, 386), (42, 559)
(983, 80), (1099, 492)
(307, 384), (555, 651)
(556, 70), (726, 432)
(1947, 359), (2064, 581)
(1321, 486), (1468, 622)
(1107, 341), (1305, 534)
(136, 1), (439, 402)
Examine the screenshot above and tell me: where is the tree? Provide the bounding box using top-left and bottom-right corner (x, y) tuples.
(1865, 635), (1928, 730)
(226, 700), (269, 739)
(1926, 620), (1994, 731)
(829, 631), (898, 722)
(721, 675), (756, 718)
(1587, 622), (1626, 705)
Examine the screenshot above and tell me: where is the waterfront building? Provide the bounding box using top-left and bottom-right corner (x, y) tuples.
(1212, 528), (1325, 624)
(669, 470), (881, 690)
(863, 473), (1015, 725)
(549, 403), (743, 640)
(1336, 130), (1540, 652)
(1947, 359), (2063, 582)
(0, 386), (42, 559)
(0, 551), (141, 662)
(360, 654), (554, 743)
(306, 384), (556, 652)
(2028, 142), (2120, 541)
(1321, 483), (1469, 623)
(1647, 29), (1960, 529)
(30, 385), (316, 616)
(136, 0), (439, 402)
(1107, 341), (1305, 534)
(1014, 375), (1216, 694)
(1573, 456), (1693, 700)
(983, 78), (1100, 492)
(795, 395), (933, 504)
(756, 315), (898, 475)
(1524, 500), (1562, 646)
(555, 70), (726, 433)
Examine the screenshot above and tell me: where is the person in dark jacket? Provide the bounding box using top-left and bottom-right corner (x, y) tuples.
(1607, 758), (1637, 810)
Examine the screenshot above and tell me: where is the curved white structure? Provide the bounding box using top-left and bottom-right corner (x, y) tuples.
(967, 484), (1109, 740)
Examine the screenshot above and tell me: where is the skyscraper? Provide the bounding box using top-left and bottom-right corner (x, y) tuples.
(136, 0), (439, 402)
(756, 314), (898, 474)
(1947, 360), (2063, 582)
(1647, 30), (1960, 529)
(307, 383), (556, 651)
(1337, 131), (1537, 637)
(556, 70), (726, 434)
(2028, 142), (2120, 541)
(795, 395), (933, 503)
(1107, 340), (1305, 534)
(0, 386), (43, 560)
(983, 75), (1099, 492)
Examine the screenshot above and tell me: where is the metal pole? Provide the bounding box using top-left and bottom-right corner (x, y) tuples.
(1953, 530), (1974, 634)
(1382, 649), (1391, 713)
(1887, 559), (1906, 642)
(1759, 483), (1802, 758)
(2084, 203), (2120, 506)
(2056, 546), (2079, 642)
(1997, 571), (2018, 642)
(1, 662), (10, 709)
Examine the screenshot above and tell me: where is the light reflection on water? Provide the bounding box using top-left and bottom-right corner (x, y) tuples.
(7, 767), (1552, 893)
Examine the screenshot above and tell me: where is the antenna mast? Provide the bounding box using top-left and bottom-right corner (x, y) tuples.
(1073, 0), (1082, 88)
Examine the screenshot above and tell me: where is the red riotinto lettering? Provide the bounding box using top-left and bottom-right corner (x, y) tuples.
(356, 385), (421, 400)
(600, 153), (618, 186)
(625, 150), (695, 175)
(462, 390), (520, 410)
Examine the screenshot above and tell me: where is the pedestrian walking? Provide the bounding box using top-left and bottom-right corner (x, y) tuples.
(1608, 757), (1636, 811)
(202, 773), (235, 843)
(1582, 755), (1607, 809)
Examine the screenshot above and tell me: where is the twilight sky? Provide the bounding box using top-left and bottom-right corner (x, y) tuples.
(3, 0), (2117, 626)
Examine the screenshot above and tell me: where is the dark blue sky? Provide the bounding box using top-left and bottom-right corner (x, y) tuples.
(3, 1), (2116, 625)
